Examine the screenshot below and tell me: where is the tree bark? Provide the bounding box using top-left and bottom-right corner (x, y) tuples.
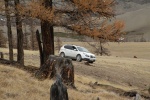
(36, 30), (44, 66)
(14, 0), (24, 66)
(41, 0), (54, 63)
(30, 20), (35, 50)
(5, 0), (13, 62)
(23, 23), (28, 49)
(100, 41), (103, 56)
(35, 55), (75, 87)
(41, 21), (54, 63)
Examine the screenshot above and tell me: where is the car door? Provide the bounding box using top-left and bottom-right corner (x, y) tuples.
(63, 45), (72, 57)
(71, 46), (78, 58)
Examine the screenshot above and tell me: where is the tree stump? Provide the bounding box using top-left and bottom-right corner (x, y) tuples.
(35, 55), (75, 87)
(50, 74), (68, 100)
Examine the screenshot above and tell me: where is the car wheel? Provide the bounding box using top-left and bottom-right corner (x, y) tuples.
(76, 54), (82, 62)
(60, 52), (65, 58)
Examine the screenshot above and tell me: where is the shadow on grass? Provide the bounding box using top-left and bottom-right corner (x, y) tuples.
(0, 58), (39, 75)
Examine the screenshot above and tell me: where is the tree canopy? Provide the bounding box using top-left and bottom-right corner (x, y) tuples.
(0, 0), (125, 66)
(18, 0), (125, 41)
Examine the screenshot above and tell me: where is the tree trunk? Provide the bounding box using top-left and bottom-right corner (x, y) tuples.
(5, 0), (13, 62)
(41, 22), (54, 62)
(14, 0), (24, 66)
(31, 25), (34, 50)
(41, 0), (54, 64)
(23, 23), (28, 49)
(36, 30), (44, 66)
(100, 41), (103, 56)
(35, 55), (75, 87)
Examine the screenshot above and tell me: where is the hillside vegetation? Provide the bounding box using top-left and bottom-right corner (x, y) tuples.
(0, 42), (150, 100)
(0, 64), (129, 100)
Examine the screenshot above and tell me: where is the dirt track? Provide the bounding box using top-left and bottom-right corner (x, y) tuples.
(73, 56), (150, 89)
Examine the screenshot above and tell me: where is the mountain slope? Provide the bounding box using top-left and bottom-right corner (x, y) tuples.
(116, 0), (150, 14)
(116, 6), (150, 41)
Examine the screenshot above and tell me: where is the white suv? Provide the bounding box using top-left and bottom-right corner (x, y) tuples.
(59, 44), (96, 63)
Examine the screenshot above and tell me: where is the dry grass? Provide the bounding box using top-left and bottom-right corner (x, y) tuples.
(0, 64), (129, 100)
(0, 42), (150, 100)
(0, 65), (52, 100)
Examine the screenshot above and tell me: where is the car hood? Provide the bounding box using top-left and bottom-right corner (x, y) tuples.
(82, 52), (95, 56)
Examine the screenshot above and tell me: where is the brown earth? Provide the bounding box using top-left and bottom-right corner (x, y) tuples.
(73, 57), (150, 89)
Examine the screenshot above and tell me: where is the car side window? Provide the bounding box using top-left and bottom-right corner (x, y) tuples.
(72, 46), (77, 51)
(64, 45), (73, 50)
(68, 46), (73, 50)
(64, 45), (69, 49)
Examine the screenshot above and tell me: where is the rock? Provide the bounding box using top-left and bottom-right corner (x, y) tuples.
(134, 56), (137, 58)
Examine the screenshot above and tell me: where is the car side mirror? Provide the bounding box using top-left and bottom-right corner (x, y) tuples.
(74, 49), (77, 51)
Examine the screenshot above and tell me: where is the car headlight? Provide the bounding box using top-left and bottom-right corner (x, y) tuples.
(83, 53), (89, 57)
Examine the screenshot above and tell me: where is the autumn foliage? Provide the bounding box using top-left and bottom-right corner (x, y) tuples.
(73, 0), (115, 17)
(15, 0), (124, 43)
(72, 20), (124, 40)
(17, 1), (54, 22)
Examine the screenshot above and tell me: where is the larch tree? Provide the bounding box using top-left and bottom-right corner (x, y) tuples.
(1, 0), (25, 66)
(14, 0), (24, 66)
(41, 0), (54, 63)
(4, 0), (14, 62)
(0, 0), (14, 61)
(18, 0), (124, 65)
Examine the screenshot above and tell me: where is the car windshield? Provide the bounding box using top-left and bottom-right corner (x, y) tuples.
(77, 47), (90, 53)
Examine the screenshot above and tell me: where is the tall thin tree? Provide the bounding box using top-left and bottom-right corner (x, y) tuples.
(14, 0), (24, 66)
(41, 0), (54, 64)
(5, 0), (13, 62)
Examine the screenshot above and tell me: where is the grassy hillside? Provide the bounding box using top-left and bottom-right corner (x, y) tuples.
(116, 6), (150, 41)
(117, 7), (150, 31)
(0, 42), (150, 99)
(0, 64), (129, 100)
(116, 0), (150, 14)
(62, 42), (150, 60)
